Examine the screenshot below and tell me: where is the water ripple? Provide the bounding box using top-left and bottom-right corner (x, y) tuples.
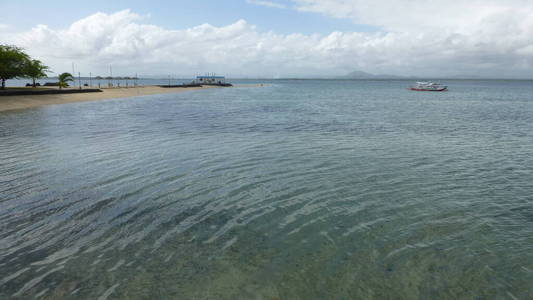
(1, 80), (533, 298)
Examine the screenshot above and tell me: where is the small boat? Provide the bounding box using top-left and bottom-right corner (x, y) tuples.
(409, 81), (447, 91)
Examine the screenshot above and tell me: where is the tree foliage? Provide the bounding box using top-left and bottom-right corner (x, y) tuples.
(58, 72), (74, 89)
(24, 59), (50, 87)
(0, 45), (30, 89)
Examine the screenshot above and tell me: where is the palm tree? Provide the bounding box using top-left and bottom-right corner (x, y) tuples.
(58, 72), (74, 89)
(24, 59), (50, 88)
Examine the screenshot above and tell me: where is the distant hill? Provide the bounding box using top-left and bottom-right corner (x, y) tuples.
(339, 70), (409, 79)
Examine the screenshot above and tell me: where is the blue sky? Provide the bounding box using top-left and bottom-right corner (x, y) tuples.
(2, 0), (533, 78)
(2, 0), (377, 35)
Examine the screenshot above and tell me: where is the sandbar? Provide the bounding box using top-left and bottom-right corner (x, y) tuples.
(0, 86), (215, 112)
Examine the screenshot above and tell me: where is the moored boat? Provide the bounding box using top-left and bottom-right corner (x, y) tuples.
(410, 81), (447, 91)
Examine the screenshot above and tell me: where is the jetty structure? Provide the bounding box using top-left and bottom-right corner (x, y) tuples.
(192, 74), (232, 86)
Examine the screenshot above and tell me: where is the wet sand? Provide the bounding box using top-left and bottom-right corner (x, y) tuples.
(0, 86), (215, 112)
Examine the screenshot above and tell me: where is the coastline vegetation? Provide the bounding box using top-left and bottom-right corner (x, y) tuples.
(58, 72), (74, 89)
(0, 44), (50, 89)
(0, 44), (139, 91)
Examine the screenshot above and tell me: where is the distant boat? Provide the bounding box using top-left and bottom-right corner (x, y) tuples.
(409, 81), (447, 91)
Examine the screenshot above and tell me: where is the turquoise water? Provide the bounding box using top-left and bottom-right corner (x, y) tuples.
(1, 80), (532, 299)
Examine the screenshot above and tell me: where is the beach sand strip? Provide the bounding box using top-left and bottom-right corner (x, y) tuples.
(0, 86), (215, 112)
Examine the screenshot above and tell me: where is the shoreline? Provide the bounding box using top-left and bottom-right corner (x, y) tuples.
(0, 86), (215, 112)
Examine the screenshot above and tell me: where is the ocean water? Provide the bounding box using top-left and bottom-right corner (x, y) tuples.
(1, 80), (532, 299)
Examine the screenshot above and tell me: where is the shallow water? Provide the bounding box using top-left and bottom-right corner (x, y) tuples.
(1, 80), (533, 299)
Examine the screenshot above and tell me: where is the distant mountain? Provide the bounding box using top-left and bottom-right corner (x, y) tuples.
(339, 70), (409, 79)
(342, 70), (376, 79)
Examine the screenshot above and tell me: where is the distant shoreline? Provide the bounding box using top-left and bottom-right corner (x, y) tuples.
(0, 86), (215, 112)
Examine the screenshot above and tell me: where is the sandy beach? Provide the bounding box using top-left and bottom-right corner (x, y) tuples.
(0, 86), (214, 112)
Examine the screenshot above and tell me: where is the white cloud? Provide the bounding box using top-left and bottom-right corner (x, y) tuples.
(246, 0), (287, 9)
(0, 24), (9, 29)
(2, 5), (533, 78)
(293, 0), (533, 33)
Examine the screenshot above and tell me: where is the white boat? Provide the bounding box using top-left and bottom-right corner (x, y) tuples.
(410, 81), (448, 91)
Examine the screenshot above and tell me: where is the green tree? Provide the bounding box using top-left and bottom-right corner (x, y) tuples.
(58, 72), (74, 89)
(24, 59), (51, 88)
(0, 45), (29, 89)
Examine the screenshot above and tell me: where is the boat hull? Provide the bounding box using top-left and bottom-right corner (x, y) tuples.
(409, 87), (447, 92)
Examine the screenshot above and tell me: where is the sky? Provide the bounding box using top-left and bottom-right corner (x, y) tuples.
(1, 0), (533, 78)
